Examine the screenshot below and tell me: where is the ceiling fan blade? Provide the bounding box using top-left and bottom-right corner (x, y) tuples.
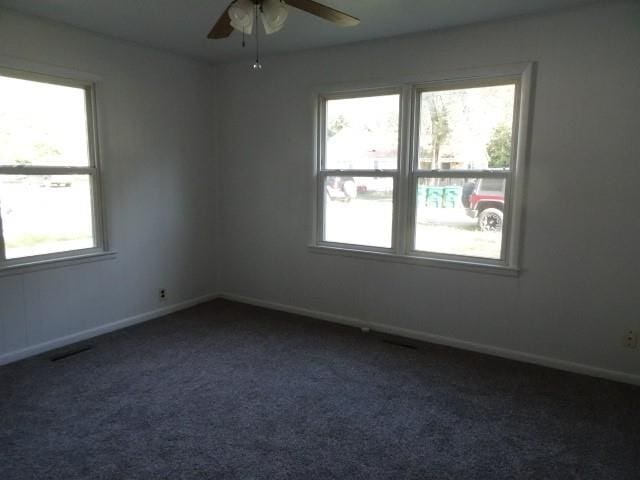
(207, 3), (235, 39)
(286, 0), (360, 27)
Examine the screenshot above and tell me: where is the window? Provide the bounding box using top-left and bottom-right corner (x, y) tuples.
(0, 68), (106, 269)
(314, 65), (532, 272)
(321, 93), (399, 249)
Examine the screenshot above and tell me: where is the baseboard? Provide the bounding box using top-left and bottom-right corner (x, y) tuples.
(5, 291), (638, 386)
(219, 292), (640, 387)
(0, 292), (220, 366)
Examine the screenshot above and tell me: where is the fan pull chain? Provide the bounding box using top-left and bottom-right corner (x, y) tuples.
(253, 3), (262, 70)
(242, 26), (246, 48)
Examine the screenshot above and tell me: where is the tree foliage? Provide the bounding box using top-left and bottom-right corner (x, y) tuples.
(486, 124), (512, 168)
(327, 114), (348, 138)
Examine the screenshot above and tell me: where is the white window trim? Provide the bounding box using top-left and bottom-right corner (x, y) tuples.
(310, 63), (535, 275)
(315, 86), (402, 253)
(0, 62), (113, 273)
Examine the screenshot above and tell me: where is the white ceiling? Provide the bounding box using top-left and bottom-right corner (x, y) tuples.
(0, 0), (597, 64)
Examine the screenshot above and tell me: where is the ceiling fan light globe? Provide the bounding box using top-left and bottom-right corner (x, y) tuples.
(229, 0), (254, 34)
(261, 0), (288, 35)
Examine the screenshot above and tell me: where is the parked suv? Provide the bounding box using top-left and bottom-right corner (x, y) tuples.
(463, 178), (505, 232)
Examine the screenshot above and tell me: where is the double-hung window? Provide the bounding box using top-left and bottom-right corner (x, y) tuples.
(314, 64), (532, 273)
(318, 91), (401, 249)
(0, 68), (106, 269)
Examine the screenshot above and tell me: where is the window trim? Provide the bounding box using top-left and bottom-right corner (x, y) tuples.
(0, 65), (110, 271)
(316, 87), (403, 252)
(311, 63), (534, 274)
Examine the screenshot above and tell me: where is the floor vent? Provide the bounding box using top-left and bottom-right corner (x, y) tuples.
(382, 340), (418, 350)
(50, 346), (92, 362)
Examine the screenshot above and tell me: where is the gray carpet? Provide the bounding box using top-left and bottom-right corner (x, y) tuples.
(1, 300), (639, 479)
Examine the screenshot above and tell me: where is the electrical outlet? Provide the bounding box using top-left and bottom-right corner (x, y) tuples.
(623, 330), (637, 349)
(159, 289), (166, 300)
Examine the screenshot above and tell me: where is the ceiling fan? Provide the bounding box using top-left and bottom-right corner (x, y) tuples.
(207, 0), (360, 39)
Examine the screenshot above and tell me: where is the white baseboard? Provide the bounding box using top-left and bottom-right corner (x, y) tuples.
(0, 292), (219, 366)
(5, 291), (638, 386)
(219, 292), (640, 386)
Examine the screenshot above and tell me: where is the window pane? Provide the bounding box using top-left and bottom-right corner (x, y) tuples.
(0, 75), (90, 167)
(324, 176), (393, 248)
(414, 177), (505, 259)
(418, 84), (515, 171)
(0, 175), (95, 259)
(325, 95), (399, 170)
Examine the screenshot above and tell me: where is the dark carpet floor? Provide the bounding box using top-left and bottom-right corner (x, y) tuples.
(1, 300), (639, 479)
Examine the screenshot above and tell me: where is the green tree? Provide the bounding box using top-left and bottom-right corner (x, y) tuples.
(327, 114), (348, 138)
(486, 124), (512, 168)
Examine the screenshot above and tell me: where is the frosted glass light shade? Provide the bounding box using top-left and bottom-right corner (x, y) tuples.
(229, 0), (254, 34)
(261, 0), (288, 34)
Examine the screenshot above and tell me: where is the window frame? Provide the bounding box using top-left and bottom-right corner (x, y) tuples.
(315, 87), (403, 253)
(311, 63), (534, 275)
(0, 66), (110, 272)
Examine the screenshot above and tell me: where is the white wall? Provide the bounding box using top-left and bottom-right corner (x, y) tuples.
(0, 10), (219, 362)
(217, 1), (640, 382)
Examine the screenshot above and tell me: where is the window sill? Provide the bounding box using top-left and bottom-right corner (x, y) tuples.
(308, 245), (519, 277)
(0, 250), (118, 277)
